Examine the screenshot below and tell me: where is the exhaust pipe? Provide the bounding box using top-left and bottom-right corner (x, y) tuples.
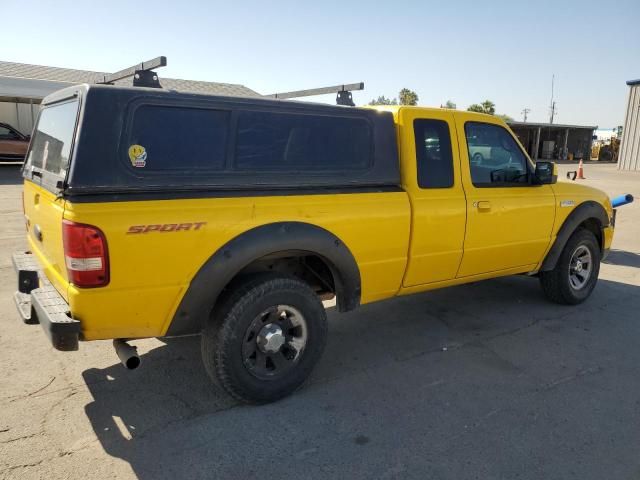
(113, 339), (141, 370)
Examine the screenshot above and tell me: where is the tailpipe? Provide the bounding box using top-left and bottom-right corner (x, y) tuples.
(113, 339), (141, 370)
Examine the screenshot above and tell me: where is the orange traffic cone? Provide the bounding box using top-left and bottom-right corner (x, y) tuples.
(577, 160), (586, 180)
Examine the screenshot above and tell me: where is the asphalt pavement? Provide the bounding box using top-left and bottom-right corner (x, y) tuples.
(1, 162), (639, 480)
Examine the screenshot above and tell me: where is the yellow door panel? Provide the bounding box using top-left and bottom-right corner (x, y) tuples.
(454, 113), (556, 277)
(458, 190), (555, 276)
(396, 107), (467, 286)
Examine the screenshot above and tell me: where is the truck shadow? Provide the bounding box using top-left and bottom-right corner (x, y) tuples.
(603, 249), (640, 268)
(81, 276), (640, 479)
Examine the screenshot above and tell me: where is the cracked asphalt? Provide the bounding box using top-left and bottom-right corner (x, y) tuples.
(1, 163), (639, 479)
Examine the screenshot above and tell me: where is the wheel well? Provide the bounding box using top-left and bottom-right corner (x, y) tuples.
(540, 203), (608, 273)
(212, 251), (337, 314)
(167, 222), (362, 337)
(578, 218), (603, 251)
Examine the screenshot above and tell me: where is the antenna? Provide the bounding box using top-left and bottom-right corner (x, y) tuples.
(521, 108), (530, 122)
(549, 74), (557, 124)
(267, 82), (365, 106)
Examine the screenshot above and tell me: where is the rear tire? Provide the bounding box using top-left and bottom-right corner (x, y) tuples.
(201, 273), (328, 404)
(539, 229), (600, 305)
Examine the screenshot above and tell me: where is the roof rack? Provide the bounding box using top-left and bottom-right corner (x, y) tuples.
(94, 57), (363, 105)
(266, 82), (365, 106)
(95, 56), (167, 88)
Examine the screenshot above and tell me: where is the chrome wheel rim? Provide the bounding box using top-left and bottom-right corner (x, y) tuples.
(568, 245), (592, 290)
(242, 305), (308, 380)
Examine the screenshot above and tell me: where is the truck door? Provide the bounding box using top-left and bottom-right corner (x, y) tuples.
(401, 109), (467, 286)
(455, 116), (555, 277)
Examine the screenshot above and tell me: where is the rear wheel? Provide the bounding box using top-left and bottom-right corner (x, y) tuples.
(539, 229), (601, 305)
(201, 273), (328, 404)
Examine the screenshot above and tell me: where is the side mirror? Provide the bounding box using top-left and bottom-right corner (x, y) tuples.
(534, 161), (557, 185)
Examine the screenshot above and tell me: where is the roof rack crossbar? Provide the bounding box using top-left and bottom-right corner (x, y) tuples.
(96, 56), (167, 86)
(266, 82), (364, 106)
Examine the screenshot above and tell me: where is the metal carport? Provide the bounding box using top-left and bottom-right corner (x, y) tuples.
(0, 76), (72, 134)
(508, 121), (597, 162)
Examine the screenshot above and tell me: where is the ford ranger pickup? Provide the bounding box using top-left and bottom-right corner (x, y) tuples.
(13, 83), (614, 403)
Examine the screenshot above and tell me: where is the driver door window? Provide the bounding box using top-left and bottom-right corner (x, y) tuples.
(466, 122), (529, 186)
(0, 126), (20, 140)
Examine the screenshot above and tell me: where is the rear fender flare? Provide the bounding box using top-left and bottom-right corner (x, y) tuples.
(166, 222), (360, 336)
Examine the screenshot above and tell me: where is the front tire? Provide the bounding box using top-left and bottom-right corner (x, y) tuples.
(201, 273), (328, 404)
(472, 152), (484, 165)
(539, 229), (601, 305)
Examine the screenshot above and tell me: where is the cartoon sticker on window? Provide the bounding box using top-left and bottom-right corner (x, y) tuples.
(128, 144), (147, 168)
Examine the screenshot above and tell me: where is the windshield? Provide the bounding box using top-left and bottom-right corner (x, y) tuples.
(25, 99), (79, 183)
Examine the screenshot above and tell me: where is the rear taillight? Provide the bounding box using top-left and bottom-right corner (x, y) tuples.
(62, 220), (109, 287)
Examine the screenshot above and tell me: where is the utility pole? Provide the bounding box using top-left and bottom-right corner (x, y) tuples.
(549, 74), (557, 124)
(521, 108), (530, 122)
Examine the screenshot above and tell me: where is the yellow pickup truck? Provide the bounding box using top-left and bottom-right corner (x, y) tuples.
(13, 83), (614, 403)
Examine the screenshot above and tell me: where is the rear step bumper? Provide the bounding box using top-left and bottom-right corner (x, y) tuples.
(12, 251), (80, 351)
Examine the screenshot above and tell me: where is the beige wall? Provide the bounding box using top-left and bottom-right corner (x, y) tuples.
(0, 101), (39, 135)
(618, 84), (640, 171)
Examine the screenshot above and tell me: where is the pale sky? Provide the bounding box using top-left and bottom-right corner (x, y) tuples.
(3, 0), (639, 127)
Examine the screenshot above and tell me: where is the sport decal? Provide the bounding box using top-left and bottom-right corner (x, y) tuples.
(126, 222), (207, 234)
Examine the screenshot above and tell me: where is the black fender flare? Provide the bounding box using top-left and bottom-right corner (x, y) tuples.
(166, 222), (361, 336)
(540, 201), (609, 272)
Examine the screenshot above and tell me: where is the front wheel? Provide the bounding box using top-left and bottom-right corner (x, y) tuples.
(201, 273), (328, 404)
(539, 229), (601, 305)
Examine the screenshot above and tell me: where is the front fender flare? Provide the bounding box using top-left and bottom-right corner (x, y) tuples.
(540, 201), (609, 272)
(166, 222), (361, 336)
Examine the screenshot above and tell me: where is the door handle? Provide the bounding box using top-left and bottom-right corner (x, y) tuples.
(476, 201), (491, 211)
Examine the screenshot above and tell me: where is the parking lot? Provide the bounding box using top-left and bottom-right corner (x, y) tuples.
(1, 162), (639, 479)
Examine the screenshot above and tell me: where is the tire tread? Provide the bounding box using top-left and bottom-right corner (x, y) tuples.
(201, 273), (327, 404)
(539, 228), (600, 305)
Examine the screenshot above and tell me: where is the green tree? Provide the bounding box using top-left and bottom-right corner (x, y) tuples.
(481, 100), (496, 115)
(399, 88), (419, 106)
(467, 100), (496, 115)
(368, 95), (398, 106)
(443, 100), (457, 109)
(497, 113), (514, 122)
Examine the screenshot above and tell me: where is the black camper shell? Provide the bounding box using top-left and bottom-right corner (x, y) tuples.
(23, 84), (401, 201)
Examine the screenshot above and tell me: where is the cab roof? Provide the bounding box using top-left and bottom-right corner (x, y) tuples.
(365, 104), (499, 122)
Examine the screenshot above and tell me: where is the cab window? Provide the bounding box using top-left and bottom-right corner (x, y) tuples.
(465, 122), (529, 186)
(414, 119), (454, 188)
